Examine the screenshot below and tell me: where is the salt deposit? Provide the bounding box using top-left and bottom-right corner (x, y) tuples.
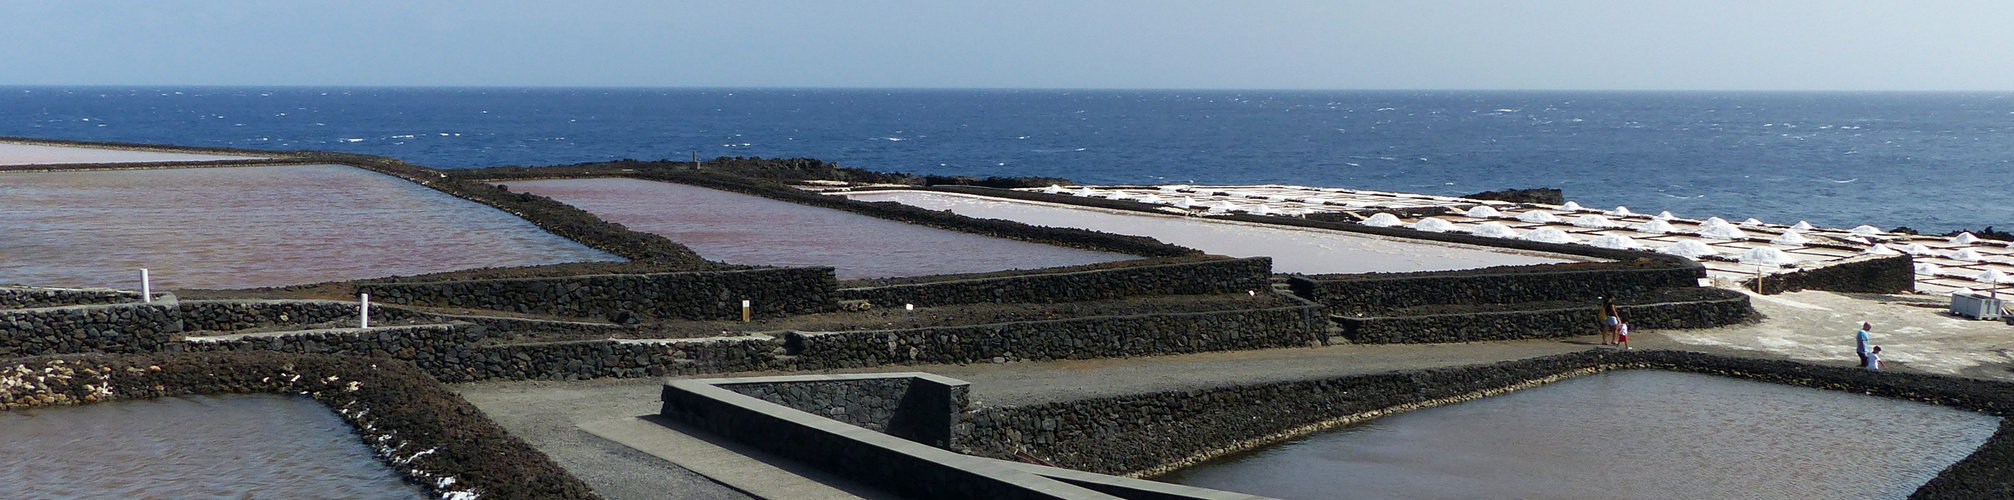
(1471, 222), (1520, 239)
(1466, 206), (1503, 218)
(1175, 197), (1194, 209)
(1571, 215), (1620, 229)
(1946, 248), (1984, 262)
(1043, 185), (1064, 194)
(1635, 219), (1677, 234)
(1561, 201), (1584, 211)
(1408, 217), (1456, 232)
(1611, 206), (1634, 216)
(1586, 234), (1640, 250)
(1741, 218), (1766, 227)
(1977, 269), (2010, 284)
(1866, 244), (1901, 256)
(1703, 217), (1732, 229)
(1952, 232), (1980, 245)
(1522, 228), (1577, 244)
(1771, 231), (1811, 246)
(1900, 243), (1934, 255)
(1792, 221), (1816, 231)
(1248, 204), (1272, 216)
(1659, 240), (1718, 259)
(1075, 187), (1095, 197)
(1739, 247), (1798, 266)
(1655, 211), (1677, 220)
(1916, 263), (1944, 275)
(1138, 194), (1163, 204)
(1699, 225), (1751, 240)
(1362, 213), (1404, 227)
(1851, 225), (1883, 236)
(1517, 211), (1560, 223)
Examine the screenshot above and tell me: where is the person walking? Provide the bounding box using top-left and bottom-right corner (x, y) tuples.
(1866, 345), (1883, 370)
(1855, 322), (1872, 367)
(1616, 319), (1631, 350)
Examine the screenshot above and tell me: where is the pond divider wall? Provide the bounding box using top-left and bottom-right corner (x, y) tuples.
(1, 300), (424, 358)
(358, 267), (842, 322)
(660, 373), (1262, 500)
(1334, 287), (1755, 344)
(955, 350), (2014, 499)
(0, 352), (596, 499)
(837, 257), (1273, 308)
(708, 373), (972, 449)
(1741, 253), (1916, 295)
(1289, 259), (1706, 314)
(0, 286), (142, 310)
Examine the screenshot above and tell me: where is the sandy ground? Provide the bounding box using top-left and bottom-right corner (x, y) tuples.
(1646, 289), (2014, 381)
(0, 142), (261, 165)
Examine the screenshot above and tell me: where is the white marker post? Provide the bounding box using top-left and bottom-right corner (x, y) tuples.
(905, 303), (914, 312)
(360, 293), (371, 329)
(140, 269), (152, 303)
(742, 299), (751, 322)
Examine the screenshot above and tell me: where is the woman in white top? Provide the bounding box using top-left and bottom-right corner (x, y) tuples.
(1866, 345), (1882, 370)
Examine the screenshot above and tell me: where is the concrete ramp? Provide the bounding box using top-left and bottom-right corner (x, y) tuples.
(580, 415), (898, 500)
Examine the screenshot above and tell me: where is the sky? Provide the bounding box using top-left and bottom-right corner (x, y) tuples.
(3, 0), (2013, 91)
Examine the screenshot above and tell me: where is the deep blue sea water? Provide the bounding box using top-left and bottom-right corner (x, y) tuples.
(3, 87), (2010, 233)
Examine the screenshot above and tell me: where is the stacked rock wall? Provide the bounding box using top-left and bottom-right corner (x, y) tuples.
(713, 373), (972, 449)
(1289, 259), (1706, 315)
(359, 267), (841, 321)
(0, 286), (140, 310)
(838, 257), (1272, 307)
(1742, 254), (1915, 295)
(1, 303), (182, 357)
(787, 295), (1326, 369)
(1333, 287), (1755, 344)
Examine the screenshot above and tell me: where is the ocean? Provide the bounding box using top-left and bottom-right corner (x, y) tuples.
(2, 87), (2009, 233)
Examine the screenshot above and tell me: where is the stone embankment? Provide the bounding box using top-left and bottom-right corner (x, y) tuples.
(837, 257), (1272, 308)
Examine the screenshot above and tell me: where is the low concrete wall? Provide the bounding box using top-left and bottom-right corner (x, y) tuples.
(1334, 288), (1755, 344)
(838, 257), (1272, 307)
(359, 267), (840, 322)
(786, 295), (1326, 369)
(713, 373), (972, 449)
(1289, 259), (1706, 315)
(959, 350), (2014, 500)
(1742, 253), (1915, 295)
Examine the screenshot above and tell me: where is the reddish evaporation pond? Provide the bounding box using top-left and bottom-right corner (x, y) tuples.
(503, 178), (1135, 279)
(0, 165), (619, 289)
(0, 142), (263, 166)
(0, 394), (428, 499)
(844, 190), (1586, 274)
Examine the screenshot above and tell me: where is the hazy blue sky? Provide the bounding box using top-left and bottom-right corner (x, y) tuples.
(4, 0), (2011, 90)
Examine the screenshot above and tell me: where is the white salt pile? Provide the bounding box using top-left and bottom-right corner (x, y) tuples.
(1466, 205), (1503, 218)
(1659, 240), (1718, 259)
(1635, 219), (1677, 234)
(1522, 228), (1577, 244)
(1409, 217), (1456, 232)
(1043, 185), (1064, 194)
(1866, 244), (1901, 255)
(1850, 225), (1883, 236)
(1771, 231), (1811, 246)
(1946, 248), (1984, 261)
(1138, 194), (1164, 204)
(1741, 218), (1766, 227)
(1517, 211), (1560, 223)
(1611, 206), (1634, 216)
(1703, 217), (1732, 228)
(1471, 222), (1520, 239)
(1978, 269), (2011, 284)
(1587, 234), (1640, 250)
(1899, 243), (1934, 255)
(1952, 232), (1980, 245)
(1792, 221), (1815, 231)
(1561, 201), (1585, 211)
(1075, 187), (1096, 197)
(1739, 247), (1798, 266)
(1916, 262), (1943, 275)
(1655, 211), (1677, 220)
(1107, 192), (1132, 201)
(1248, 204), (1272, 216)
(1175, 197), (1195, 209)
(1699, 224), (1751, 240)
(1572, 214), (1620, 228)
(1362, 213), (1404, 227)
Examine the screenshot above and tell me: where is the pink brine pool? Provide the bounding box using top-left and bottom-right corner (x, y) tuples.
(0, 142), (264, 166)
(503, 178), (1135, 279)
(0, 165), (619, 289)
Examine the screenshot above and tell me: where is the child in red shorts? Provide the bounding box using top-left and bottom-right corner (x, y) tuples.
(1616, 320), (1631, 349)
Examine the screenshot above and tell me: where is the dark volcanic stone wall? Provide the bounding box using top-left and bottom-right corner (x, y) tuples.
(1, 304), (182, 357)
(1334, 287), (1756, 344)
(837, 257), (1272, 307)
(0, 286), (140, 309)
(715, 375), (972, 449)
(1742, 254), (1915, 295)
(359, 267), (840, 321)
(787, 296), (1326, 369)
(1289, 259), (1707, 315)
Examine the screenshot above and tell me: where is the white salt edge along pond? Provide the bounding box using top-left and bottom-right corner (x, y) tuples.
(840, 191), (1589, 275)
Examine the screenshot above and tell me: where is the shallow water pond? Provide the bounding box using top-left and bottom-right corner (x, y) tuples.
(0, 164), (618, 289)
(506, 178), (1134, 279)
(0, 142), (263, 166)
(842, 190), (1584, 274)
(0, 394), (428, 499)
(1160, 370), (1999, 500)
